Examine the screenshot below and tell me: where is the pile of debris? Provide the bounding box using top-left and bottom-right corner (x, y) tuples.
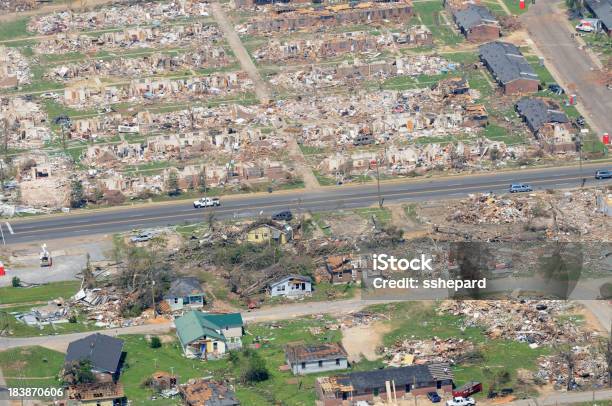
(447, 193), (532, 224)
(382, 337), (476, 367)
(0, 46), (31, 88)
(28, 0), (210, 35)
(14, 298), (70, 327)
(438, 300), (587, 345)
(536, 346), (609, 389)
(72, 288), (156, 328)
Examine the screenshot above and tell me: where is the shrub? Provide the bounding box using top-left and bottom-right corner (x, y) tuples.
(149, 336), (162, 348)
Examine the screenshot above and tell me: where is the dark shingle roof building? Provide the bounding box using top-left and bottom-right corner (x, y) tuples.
(585, 0), (612, 33)
(516, 98), (569, 133)
(65, 333), (124, 375)
(479, 42), (540, 94)
(454, 4), (498, 31)
(163, 277), (204, 299)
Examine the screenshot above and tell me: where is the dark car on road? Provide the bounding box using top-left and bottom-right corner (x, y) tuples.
(427, 392), (442, 403)
(272, 210), (293, 221)
(509, 183), (533, 193)
(595, 170), (612, 179)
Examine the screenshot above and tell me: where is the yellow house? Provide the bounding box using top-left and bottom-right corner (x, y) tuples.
(246, 224), (292, 245)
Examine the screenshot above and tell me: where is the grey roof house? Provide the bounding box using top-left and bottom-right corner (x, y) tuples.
(285, 342), (349, 375)
(479, 42), (540, 94)
(163, 276), (205, 312)
(452, 4), (500, 41)
(585, 0), (612, 33)
(516, 98), (569, 134)
(65, 333), (125, 378)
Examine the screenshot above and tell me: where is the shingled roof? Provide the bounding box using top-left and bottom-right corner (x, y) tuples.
(585, 0), (612, 30)
(175, 311), (244, 346)
(163, 277), (204, 299)
(65, 333), (124, 374)
(453, 4), (498, 31)
(516, 97), (569, 133)
(285, 342), (348, 364)
(479, 42), (539, 85)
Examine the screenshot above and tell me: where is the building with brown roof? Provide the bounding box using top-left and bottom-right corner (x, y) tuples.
(285, 342), (349, 375)
(179, 379), (239, 406)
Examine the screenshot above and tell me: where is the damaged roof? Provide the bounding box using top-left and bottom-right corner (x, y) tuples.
(453, 4), (498, 31)
(65, 333), (124, 374)
(479, 42), (539, 84)
(322, 363), (453, 392)
(516, 97), (569, 132)
(180, 379), (240, 406)
(285, 342), (348, 364)
(164, 276), (204, 299)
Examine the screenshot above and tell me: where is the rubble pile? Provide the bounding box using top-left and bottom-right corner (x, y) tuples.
(14, 298), (69, 326)
(47, 47), (231, 82)
(438, 300), (587, 345)
(382, 337), (475, 367)
(28, 0), (210, 35)
(72, 288), (157, 328)
(447, 193), (532, 224)
(34, 23), (224, 55)
(0, 46), (31, 88)
(0, 0), (37, 12)
(537, 346), (609, 389)
(270, 56), (456, 91)
(253, 26), (433, 63)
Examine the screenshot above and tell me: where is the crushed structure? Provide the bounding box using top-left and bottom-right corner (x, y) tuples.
(0, 46), (31, 88)
(179, 379), (240, 406)
(516, 97), (574, 153)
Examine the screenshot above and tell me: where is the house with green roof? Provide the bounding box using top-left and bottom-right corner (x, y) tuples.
(174, 311), (244, 360)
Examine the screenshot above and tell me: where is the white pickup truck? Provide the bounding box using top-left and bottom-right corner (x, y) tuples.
(193, 197), (221, 208)
(446, 397), (475, 406)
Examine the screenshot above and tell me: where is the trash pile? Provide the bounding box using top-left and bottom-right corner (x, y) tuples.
(0, 46), (31, 87)
(72, 288), (157, 328)
(14, 298), (70, 327)
(438, 300), (586, 345)
(47, 47), (230, 81)
(447, 193), (532, 224)
(34, 23), (224, 55)
(382, 337), (476, 367)
(536, 346), (609, 389)
(28, 1), (210, 35)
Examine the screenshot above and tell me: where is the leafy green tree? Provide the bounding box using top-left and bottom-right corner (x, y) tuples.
(149, 336), (162, 348)
(241, 352), (269, 383)
(11, 276), (20, 287)
(166, 170), (180, 196)
(70, 179), (85, 208)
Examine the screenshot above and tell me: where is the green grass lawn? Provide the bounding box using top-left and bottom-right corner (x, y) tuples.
(484, 124), (526, 145)
(0, 281), (80, 306)
(0, 304), (100, 337)
(0, 346), (64, 389)
(0, 18), (31, 42)
(354, 207), (392, 226)
(501, 0), (530, 15)
(412, 0), (464, 46)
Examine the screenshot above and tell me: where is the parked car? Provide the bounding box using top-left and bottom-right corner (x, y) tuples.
(509, 183), (533, 193)
(427, 392), (442, 403)
(595, 170), (612, 179)
(193, 197), (221, 208)
(446, 397), (475, 406)
(272, 210), (293, 221)
(353, 135), (374, 146)
(131, 232), (153, 243)
(547, 83), (565, 95)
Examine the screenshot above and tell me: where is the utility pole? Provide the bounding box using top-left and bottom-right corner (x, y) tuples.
(576, 132), (585, 188)
(150, 279), (156, 319)
(376, 158), (383, 208)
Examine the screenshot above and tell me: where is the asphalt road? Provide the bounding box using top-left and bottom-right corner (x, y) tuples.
(2, 163), (610, 244)
(523, 0), (612, 136)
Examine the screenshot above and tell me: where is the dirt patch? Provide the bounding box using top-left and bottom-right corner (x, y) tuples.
(574, 305), (606, 333)
(342, 321), (391, 362)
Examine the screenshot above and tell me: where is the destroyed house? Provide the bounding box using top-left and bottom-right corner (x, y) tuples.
(163, 277), (205, 311)
(65, 334), (124, 379)
(246, 223), (293, 245)
(515, 98), (570, 134)
(479, 42), (539, 95)
(180, 379), (240, 406)
(269, 274), (312, 297)
(452, 4), (500, 42)
(325, 255), (357, 284)
(175, 311), (244, 360)
(66, 382), (125, 406)
(285, 342), (349, 375)
(316, 363), (453, 405)
(585, 0), (612, 34)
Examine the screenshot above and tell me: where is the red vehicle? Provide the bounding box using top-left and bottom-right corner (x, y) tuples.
(453, 382), (482, 398)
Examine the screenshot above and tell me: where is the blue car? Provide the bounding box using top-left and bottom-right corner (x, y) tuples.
(595, 170), (612, 180)
(509, 183), (533, 193)
(428, 391), (442, 403)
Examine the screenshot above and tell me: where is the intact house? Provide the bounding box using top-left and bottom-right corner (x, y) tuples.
(163, 277), (205, 312)
(479, 42), (540, 95)
(324, 255), (358, 284)
(516, 98), (574, 153)
(175, 311), (244, 360)
(452, 4), (500, 42)
(285, 342), (349, 375)
(316, 363), (453, 405)
(585, 0), (612, 35)
(66, 382), (125, 406)
(246, 223), (293, 245)
(64, 333), (125, 383)
(269, 274), (312, 298)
